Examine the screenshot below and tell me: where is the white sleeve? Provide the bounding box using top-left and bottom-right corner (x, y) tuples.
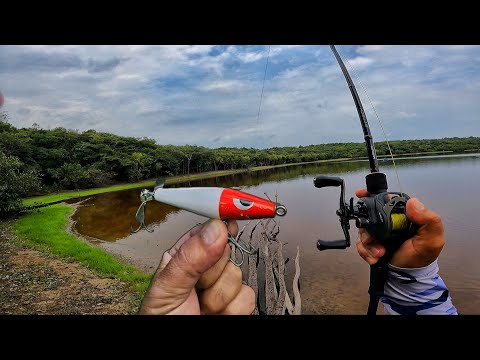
(381, 259), (458, 315)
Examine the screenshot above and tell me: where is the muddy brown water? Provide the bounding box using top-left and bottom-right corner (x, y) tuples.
(71, 154), (480, 314)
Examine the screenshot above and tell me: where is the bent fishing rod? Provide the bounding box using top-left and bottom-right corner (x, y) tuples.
(314, 45), (416, 315)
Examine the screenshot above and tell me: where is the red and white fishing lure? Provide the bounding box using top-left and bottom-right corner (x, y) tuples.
(153, 186), (287, 220)
(131, 179), (286, 233)
(130, 180), (287, 266)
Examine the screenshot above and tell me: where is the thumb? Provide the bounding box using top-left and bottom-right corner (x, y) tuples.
(406, 197), (445, 250)
(143, 219), (228, 313)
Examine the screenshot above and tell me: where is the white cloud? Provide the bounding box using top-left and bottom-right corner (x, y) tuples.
(345, 56), (374, 69)
(197, 79), (247, 92)
(396, 111), (417, 119)
(0, 45), (479, 148)
(238, 51), (265, 63)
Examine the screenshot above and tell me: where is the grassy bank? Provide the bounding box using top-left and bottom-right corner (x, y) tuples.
(15, 204), (152, 295)
(23, 179), (157, 207)
(23, 169), (250, 207)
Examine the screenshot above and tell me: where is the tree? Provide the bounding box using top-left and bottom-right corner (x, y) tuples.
(129, 152), (149, 181)
(48, 163), (87, 191)
(181, 146), (195, 175)
(1, 111), (14, 131)
(0, 151), (42, 218)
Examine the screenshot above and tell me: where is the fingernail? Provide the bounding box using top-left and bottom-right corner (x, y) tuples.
(414, 199), (425, 212)
(370, 246), (380, 256)
(201, 220), (221, 245)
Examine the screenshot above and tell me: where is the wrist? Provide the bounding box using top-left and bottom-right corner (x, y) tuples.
(388, 258), (439, 280)
(390, 251), (439, 269)
(383, 258), (458, 315)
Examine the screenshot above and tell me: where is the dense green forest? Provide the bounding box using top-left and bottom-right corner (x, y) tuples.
(1, 115), (479, 194)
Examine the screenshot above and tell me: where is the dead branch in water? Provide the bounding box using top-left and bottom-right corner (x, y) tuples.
(247, 222), (261, 315)
(260, 230), (276, 314)
(246, 219), (301, 315)
(292, 246), (301, 315)
(273, 242), (287, 315)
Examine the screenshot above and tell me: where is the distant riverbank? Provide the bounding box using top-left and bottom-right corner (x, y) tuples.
(23, 157), (354, 207)
(24, 149), (470, 207)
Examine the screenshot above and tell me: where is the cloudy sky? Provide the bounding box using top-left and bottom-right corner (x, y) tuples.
(0, 45), (479, 148)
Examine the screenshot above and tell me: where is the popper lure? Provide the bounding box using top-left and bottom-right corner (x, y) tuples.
(131, 179), (287, 266)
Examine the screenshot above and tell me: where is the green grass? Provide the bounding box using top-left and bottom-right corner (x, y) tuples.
(23, 179), (157, 207)
(15, 204), (152, 295)
(22, 170), (251, 207)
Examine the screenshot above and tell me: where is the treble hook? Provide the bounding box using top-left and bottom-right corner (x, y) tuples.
(228, 221), (258, 267)
(130, 189), (155, 234)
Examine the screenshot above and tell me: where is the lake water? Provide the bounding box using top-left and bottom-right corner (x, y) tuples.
(71, 154), (480, 314)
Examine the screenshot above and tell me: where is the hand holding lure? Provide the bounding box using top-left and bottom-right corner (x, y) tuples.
(131, 179), (287, 266)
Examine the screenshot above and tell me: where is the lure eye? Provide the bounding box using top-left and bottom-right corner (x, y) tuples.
(233, 198), (254, 210)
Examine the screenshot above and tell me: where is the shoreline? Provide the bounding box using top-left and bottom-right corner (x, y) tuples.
(64, 200), (157, 274)
(24, 150), (476, 207)
(23, 157), (351, 206)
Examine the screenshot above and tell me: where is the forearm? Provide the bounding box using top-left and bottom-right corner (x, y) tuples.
(381, 259), (458, 315)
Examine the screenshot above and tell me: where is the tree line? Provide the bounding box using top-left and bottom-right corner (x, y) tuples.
(1, 113), (479, 199)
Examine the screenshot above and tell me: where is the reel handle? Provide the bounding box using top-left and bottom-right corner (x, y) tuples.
(317, 239), (348, 251)
(314, 176), (343, 188)
(313, 175), (351, 251)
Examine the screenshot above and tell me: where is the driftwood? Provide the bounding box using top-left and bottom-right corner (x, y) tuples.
(262, 232), (276, 313)
(246, 219), (301, 315)
(247, 229), (260, 315)
(273, 242), (287, 314)
(292, 246), (301, 315)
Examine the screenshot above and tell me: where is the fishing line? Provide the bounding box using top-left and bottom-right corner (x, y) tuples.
(255, 45), (271, 149)
(338, 47), (405, 196)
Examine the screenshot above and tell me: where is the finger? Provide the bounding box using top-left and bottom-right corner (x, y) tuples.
(406, 198), (444, 236)
(358, 228), (375, 246)
(195, 220), (238, 290)
(356, 231), (385, 265)
(363, 229), (385, 257)
(356, 188), (402, 200)
(357, 229), (385, 256)
(406, 198), (445, 251)
(355, 188), (369, 198)
(226, 220), (239, 238)
(196, 244), (231, 290)
(220, 285), (256, 315)
(158, 223), (204, 273)
(199, 261), (243, 314)
(141, 219), (228, 314)
(356, 236), (377, 265)
(168, 224), (203, 257)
